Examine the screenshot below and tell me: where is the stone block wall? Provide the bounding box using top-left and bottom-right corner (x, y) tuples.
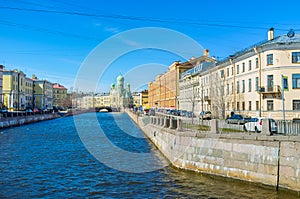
(126, 111), (300, 192)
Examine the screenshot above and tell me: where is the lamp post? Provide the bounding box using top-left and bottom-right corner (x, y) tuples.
(281, 75), (287, 135)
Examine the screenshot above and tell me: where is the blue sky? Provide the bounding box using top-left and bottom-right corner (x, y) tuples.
(1, 0), (300, 92)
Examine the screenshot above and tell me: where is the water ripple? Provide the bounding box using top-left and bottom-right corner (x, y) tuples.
(0, 113), (298, 198)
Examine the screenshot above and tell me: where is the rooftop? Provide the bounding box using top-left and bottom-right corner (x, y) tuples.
(217, 32), (300, 64)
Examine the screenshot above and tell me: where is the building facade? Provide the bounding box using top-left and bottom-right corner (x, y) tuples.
(178, 55), (216, 114)
(110, 75), (132, 109)
(215, 29), (300, 119)
(149, 51), (216, 110)
(94, 93), (111, 107)
(53, 83), (68, 108)
(33, 77), (53, 110)
(132, 90), (149, 108)
(25, 77), (34, 109)
(2, 69), (27, 110)
(175, 29), (300, 120)
(0, 65), (3, 107)
(148, 61), (183, 109)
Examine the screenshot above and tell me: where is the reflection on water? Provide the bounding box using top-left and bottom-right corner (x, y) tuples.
(0, 113), (298, 198)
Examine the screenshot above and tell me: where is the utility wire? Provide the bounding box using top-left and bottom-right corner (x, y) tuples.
(0, 5), (292, 31)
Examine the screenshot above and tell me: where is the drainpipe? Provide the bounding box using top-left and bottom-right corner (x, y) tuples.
(229, 56), (236, 111)
(254, 47), (262, 117)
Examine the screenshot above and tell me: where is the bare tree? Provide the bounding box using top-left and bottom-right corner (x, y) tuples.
(210, 72), (227, 119)
(178, 76), (200, 124)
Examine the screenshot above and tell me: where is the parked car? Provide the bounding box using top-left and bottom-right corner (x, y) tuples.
(225, 114), (251, 125)
(25, 108), (33, 113)
(0, 108), (8, 113)
(243, 117), (277, 133)
(292, 118), (300, 123)
(186, 111), (194, 118)
(180, 110), (187, 117)
(148, 109), (155, 116)
(199, 111), (212, 120)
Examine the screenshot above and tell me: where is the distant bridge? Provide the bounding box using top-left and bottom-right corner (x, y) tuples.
(95, 107), (112, 112)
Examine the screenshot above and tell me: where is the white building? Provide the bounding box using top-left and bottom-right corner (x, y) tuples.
(179, 28), (300, 120)
(110, 75), (132, 109)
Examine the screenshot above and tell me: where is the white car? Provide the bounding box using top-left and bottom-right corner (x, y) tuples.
(243, 117), (277, 133)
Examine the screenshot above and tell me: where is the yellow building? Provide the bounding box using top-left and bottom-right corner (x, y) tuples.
(2, 69), (26, 110)
(53, 83), (68, 108)
(149, 52), (215, 109)
(148, 61), (182, 109)
(132, 90), (149, 108)
(94, 93), (111, 107)
(25, 77), (34, 108)
(33, 76), (53, 110)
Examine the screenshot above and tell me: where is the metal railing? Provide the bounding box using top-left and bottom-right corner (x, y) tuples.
(277, 120), (300, 135)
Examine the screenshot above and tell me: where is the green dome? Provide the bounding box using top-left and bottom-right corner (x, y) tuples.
(111, 83), (115, 88)
(117, 75), (124, 81)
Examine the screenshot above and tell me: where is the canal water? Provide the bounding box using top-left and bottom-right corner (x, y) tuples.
(0, 112), (298, 198)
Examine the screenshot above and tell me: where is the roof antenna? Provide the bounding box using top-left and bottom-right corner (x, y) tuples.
(287, 29), (295, 38)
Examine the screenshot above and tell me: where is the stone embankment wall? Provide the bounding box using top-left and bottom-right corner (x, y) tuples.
(127, 111), (300, 192)
(0, 114), (60, 129)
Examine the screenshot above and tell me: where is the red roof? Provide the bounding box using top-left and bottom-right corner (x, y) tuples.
(53, 84), (66, 89)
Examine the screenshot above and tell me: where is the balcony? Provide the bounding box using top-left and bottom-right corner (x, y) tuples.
(259, 85), (281, 94)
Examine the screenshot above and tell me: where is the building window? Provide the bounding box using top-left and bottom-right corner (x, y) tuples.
(292, 52), (300, 63)
(267, 100), (274, 111)
(249, 60), (252, 71)
(255, 57), (258, 68)
(232, 102), (234, 110)
(236, 65), (239, 74)
(293, 100), (300, 110)
(227, 68), (229, 77)
(237, 81), (239, 93)
(221, 70), (225, 78)
(255, 77), (259, 91)
(242, 80), (245, 93)
(237, 102), (240, 111)
(249, 101), (252, 111)
(242, 63), (245, 72)
(292, 74), (300, 89)
(227, 84), (229, 95)
(231, 67), (233, 75)
(242, 101), (245, 111)
(248, 78), (252, 92)
(267, 54), (273, 65)
(256, 101), (259, 111)
(231, 83), (234, 94)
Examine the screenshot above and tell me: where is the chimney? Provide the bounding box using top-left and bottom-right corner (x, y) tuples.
(268, 28), (274, 40)
(204, 49), (209, 57)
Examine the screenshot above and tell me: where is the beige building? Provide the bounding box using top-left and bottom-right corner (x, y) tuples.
(53, 83), (68, 108)
(95, 93), (111, 107)
(33, 76), (53, 110)
(181, 29), (300, 120)
(25, 77), (34, 108)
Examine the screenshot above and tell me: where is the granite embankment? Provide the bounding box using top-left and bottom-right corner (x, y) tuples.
(127, 111), (300, 193)
(0, 113), (60, 129)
